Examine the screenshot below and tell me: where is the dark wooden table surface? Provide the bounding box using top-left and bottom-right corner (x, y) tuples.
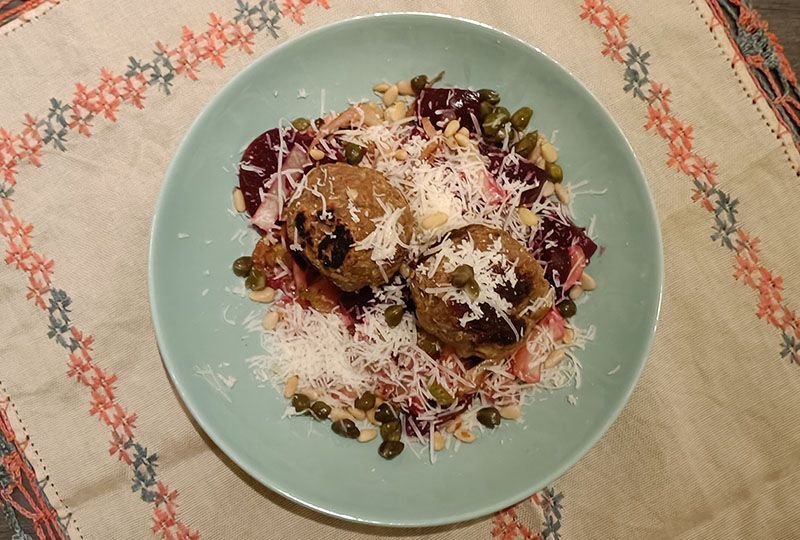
(754, 0), (800, 68)
(1, 2), (797, 539)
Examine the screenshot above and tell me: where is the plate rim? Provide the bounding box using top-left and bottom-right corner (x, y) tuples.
(148, 11), (664, 528)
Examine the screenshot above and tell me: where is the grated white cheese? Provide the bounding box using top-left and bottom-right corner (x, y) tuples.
(353, 199), (407, 275)
(194, 364), (232, 403)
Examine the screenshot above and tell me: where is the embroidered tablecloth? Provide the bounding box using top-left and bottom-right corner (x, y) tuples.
(1, 1), (799, 538)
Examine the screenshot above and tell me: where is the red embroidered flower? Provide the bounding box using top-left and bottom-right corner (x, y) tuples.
(666, 140), (694, 175)
(579, 0), (607, 27)
(667, 117), (694, 150)
(644, 105), (670, 137)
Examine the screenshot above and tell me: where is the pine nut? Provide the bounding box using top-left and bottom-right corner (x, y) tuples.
(374, 396), (384, 407)
(581, 272), (597, 291)
(348, 406), (366, 421)
(454, 133), (470, 147)
(421, 212), (448, 230)
(358, 429), (377, 443)
(298, 387), (319, 400)
(444, 119), (460, 138)
(366, 409), (380, 426)
(569, 285), (584, 300)
(454, 428), (476, 443)
(249, 287), (276, 303)
(541, 142), (558, 163)
(542, 181), (555, 197)
(544, 349), (565, 369)
(433, 431), (446, 451)
(517, 207), (539, 227)
(446, 418), (462, 434)
(283, 375), (299, 398)
(330, 407), (355, 422)
(554, 183), (570, 204)
(262, 311), (281, 331)
(396, 79), (414, 96)
(233, 188), (246, 213)
(394, 148), (408, 161)
(457, 126), (470, 137)
(373, 82), (390, 92)
(386, 102), (406, 122)
(444, 137), (459, 150)
(420, 140), (439, 160)
(421, 117), (437, 138)
(382, 84), (399, 106)
(563, 328), (575, 345)
(499, 404), (522, 420)
(308, 148), (325, 160)
(399, 263), (411, 278)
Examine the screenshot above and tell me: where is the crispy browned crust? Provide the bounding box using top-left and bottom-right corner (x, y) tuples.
(410, 224), (550, 359)
(285, 163), (413, 292)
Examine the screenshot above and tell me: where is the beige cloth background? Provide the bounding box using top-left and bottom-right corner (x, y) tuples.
(1, 0), (799, 538)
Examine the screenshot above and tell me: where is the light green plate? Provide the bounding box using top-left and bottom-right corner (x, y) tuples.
(149, 13), (662, 527)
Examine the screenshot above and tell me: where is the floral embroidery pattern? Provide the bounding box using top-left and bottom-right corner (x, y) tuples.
(491, 488), (564, 540)
(707, 0), (800, 154)
(580, 0), (799, 364)
(0, 0), (329, 537)
(0, 398), (71, 539)
(1, 198), (198, 539)
(0, 0), (48, 28)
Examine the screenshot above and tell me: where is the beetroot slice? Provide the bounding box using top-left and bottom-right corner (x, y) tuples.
(238, 128), (299, 216)
(532, 214), (598, 292)
(417, 87), (481, 131)
(479, 143), (547, 204)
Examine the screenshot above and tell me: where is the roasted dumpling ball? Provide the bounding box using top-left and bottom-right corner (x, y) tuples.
(285, 163), (413, 292)
(409, 224), (551, 360)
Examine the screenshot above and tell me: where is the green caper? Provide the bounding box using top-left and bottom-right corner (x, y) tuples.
(232, 256), (253, 277)
(478, 101), (495, 121)
(245, 268), (267, 291)
(465, 278), (480, 300)
(482, 108), (511, 136)
(417, 334), (440, 356)
(545, 162), (564, 183)
(510, 107), (533, 130)
(449, 264), (474, 288)
(411, 74), (429, 94)
(513, 136), (535, 157)
(478, 89), (501, 104)
(374, 402), (397, 423)
(380, 420), (402, 441)
(557, 299), (577, 318)
(354, 391), (376, 411)
(310, 401), (331, 420)
(344, 142), (366, 165)
(291, 393), (311, 413)
(428, 382), (455, 406)
(378, 440), (404, 460)
(513, 131), (539, 157)
(291, 117), (311, 131)
(384, 305), (405, 327)
(476, 406), (501, 428)
(331, 419), (360, 439)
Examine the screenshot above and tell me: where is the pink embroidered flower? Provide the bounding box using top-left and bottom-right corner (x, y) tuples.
(644, 105), (670, 137)
(666, 141), (694, 175)
(667, 117), (694, 150)
(579, 0), (607, 27)
(603, 6), (629, 39)
(690, 188), (715, 212)
(602, 32), (627, 63)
